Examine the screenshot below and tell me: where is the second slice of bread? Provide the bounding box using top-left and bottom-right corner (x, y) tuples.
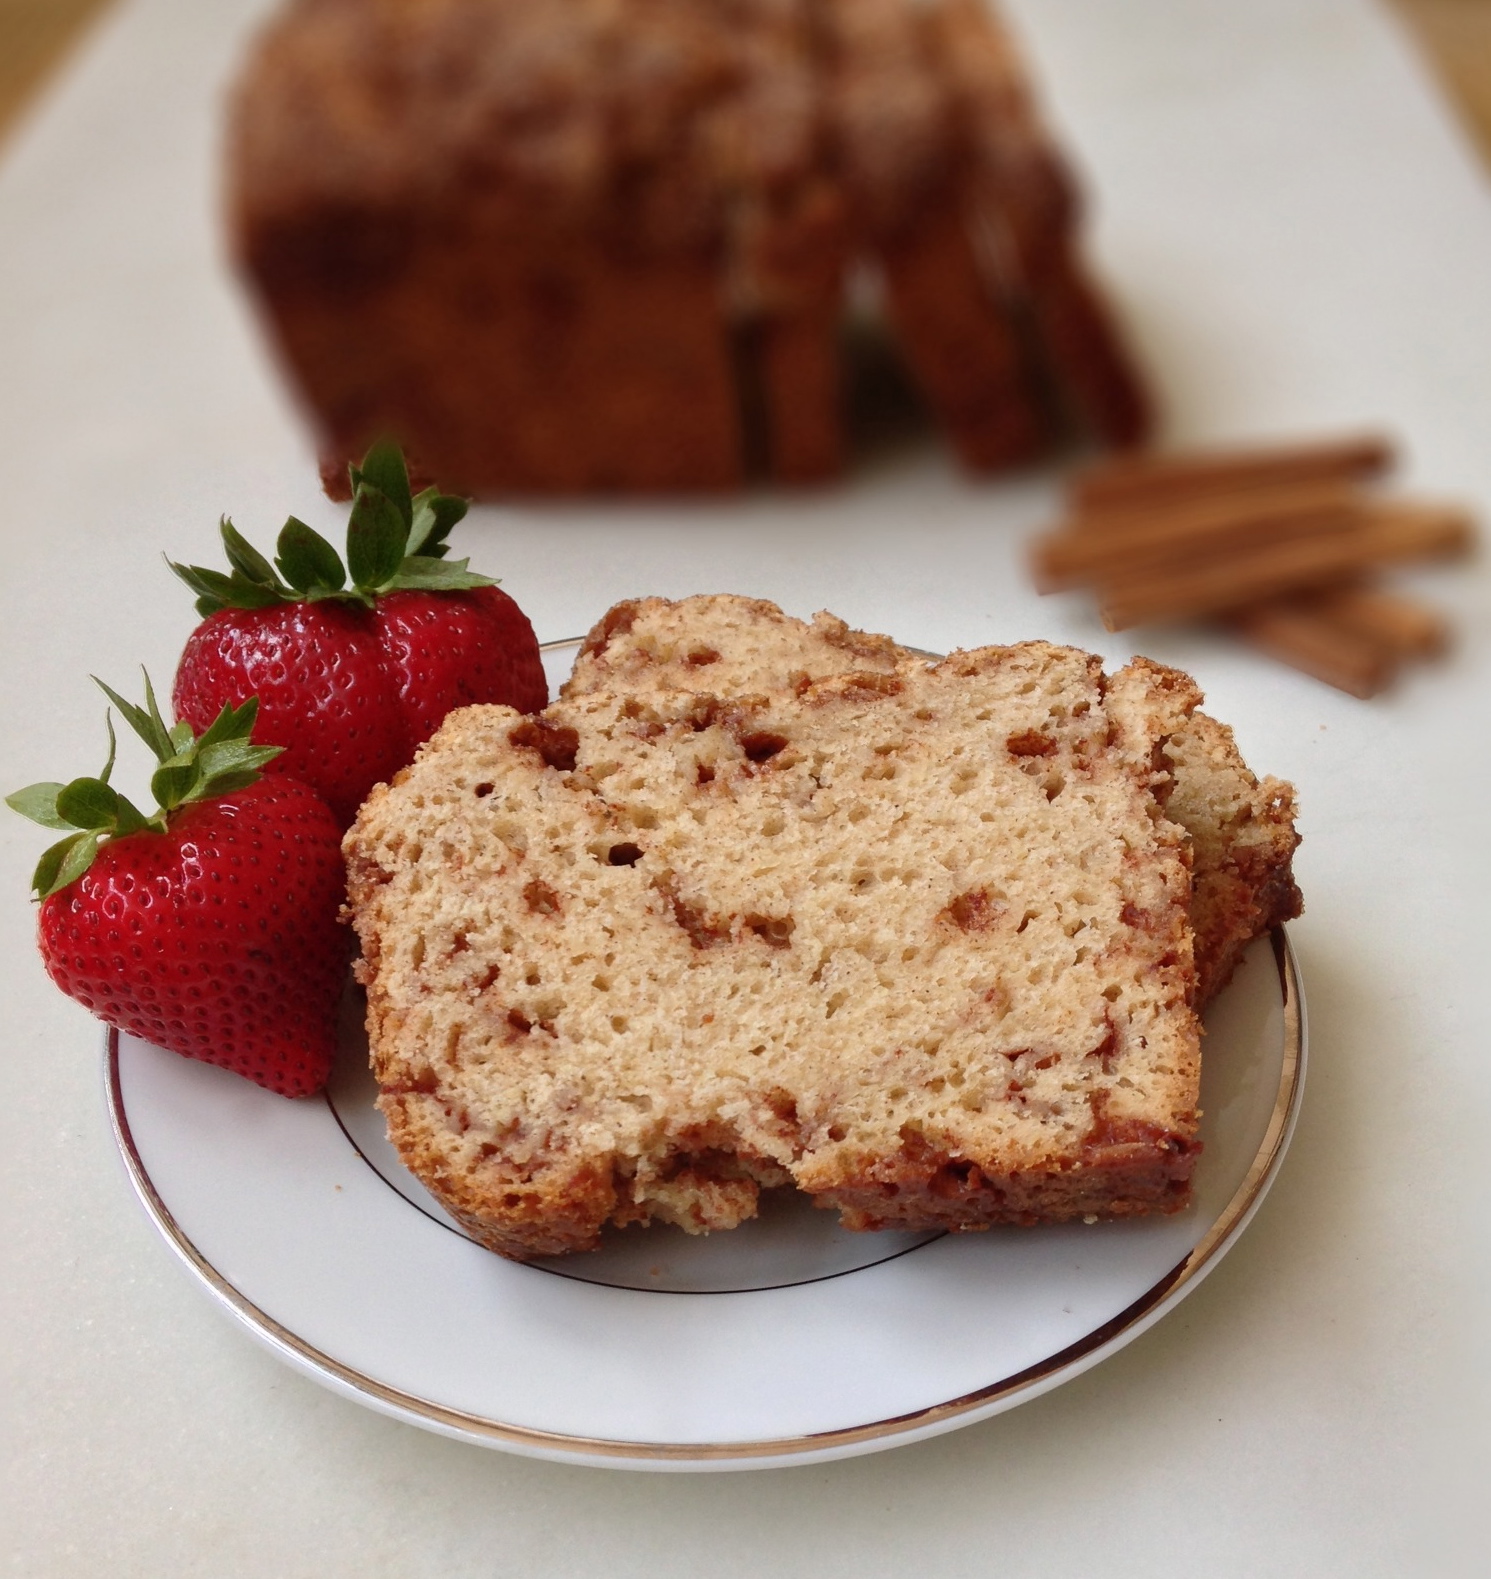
(565, 595), (1301, 1002)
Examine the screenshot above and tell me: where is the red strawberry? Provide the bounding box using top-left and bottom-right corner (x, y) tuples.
(170, 444), (546, 825)
(176, 602), (407, 827)
(373, 585), (547, 749)
(8, 680), (346, 1097)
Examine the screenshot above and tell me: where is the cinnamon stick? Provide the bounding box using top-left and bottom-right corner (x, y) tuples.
(1031, 481), (1360, 591)
(1071, 433), (1394, 514)
(1228, 604), (1398, 699)
(1098, 503), (1474, 630)
(1299, 585), (1450, 658)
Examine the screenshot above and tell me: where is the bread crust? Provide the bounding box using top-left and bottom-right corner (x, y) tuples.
(1162, 713), (1302, 1000)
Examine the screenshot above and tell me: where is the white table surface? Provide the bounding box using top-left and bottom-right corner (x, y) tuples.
(2, 0), (1487, 1572)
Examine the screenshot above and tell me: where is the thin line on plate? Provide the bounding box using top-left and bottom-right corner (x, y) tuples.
(103, 930), (1304, 1465)
(324, 1073), (948, 1296)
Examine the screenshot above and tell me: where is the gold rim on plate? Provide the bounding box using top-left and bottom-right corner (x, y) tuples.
(105, 929), (1304, 1466)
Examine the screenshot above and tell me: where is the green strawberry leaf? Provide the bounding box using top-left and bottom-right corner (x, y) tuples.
(194, 696), (260, 753)
(346, 482), (409, 594)
(393, 555), (495, 592)
(166, 559), (231, 608)
(168, 559), (284, 613)
(357, 441), (413, 530)
(52, 831), (102, 894)
(194, 739), (281, 788)
(229, 572), (286, 608)
(406, 488), (469, 558)
(195, 737), (269, 770)
(160, 701), (281, 810)
(52, 777), (150, 838)
(110, 794), (152, 836)
(275, 516), (346, 595)
(99, 713), (117, 785)
(219, 516), (282, 589)
(31, 831), (98, 900)
(5, 782), (71, 829)
(151, 754), (200, 811)
(55, 776), (120, 830)
(94, 676), (174, 762)
(141, 674), (173, 751)
(406, 491), (438, 556)
(193, 768), (264, 799)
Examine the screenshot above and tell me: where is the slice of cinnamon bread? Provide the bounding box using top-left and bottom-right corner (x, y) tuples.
(565, 595), (1301, 1003)
(345, 642), (1204, 1260)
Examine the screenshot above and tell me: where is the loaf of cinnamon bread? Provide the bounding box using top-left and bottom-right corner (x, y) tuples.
(229, 0), (1149, 496)
(345, 639), (1207, 1259)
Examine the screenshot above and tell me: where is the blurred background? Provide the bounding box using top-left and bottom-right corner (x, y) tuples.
(2, 0), (1490, 166)
(1390, 1), (1491, 167)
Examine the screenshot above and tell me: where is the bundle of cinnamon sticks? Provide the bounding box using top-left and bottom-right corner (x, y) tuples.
(1030, 434), (1475, 697)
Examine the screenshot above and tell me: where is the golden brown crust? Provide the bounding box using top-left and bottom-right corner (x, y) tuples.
(815, 1130), (1199, 1231)
(719, 5), (849, 484)
(1165, 715), (1302, 1000)
(382, 1090), (623, 1259)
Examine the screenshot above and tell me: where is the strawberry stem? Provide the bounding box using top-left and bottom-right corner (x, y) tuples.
(6, 673), (284, 898)
(167, 442), (494, 616)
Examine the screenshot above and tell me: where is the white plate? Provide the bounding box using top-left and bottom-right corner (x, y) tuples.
(105, 642), (1306, 1471)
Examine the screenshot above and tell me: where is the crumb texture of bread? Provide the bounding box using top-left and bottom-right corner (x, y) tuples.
(346, 641), (1204, 1260)
(566, 594), (1302, 1003)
